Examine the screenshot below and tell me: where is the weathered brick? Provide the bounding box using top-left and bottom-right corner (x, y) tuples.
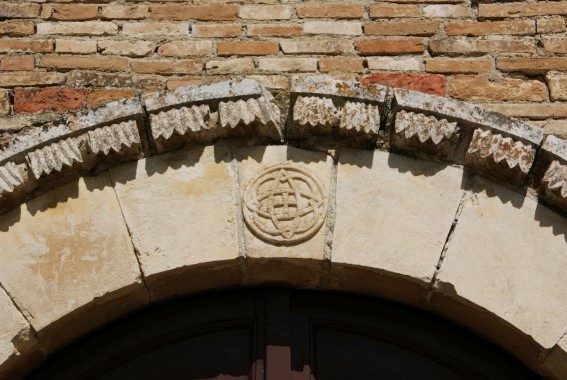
(56, 39), (97, 54)
(239, 5), (292, 20)
(191, 24), (241, 37)
(297, 4), (364, 19)
(0, 90), (9, 116)
(14, 87), (87, 114)
(542, 38), (567, 54)
(37, 22), (118, 36)
(66, 71), (163, 90)
(122, 22), (187, 36)
(367, 57), (422, 71)
(280, 39), (354, 55)
(0, 56), (35, 71)
(40, 55), (129, 71)
(158, 41), (212, 57)
(258, 58), (317, 72)
(423, 5), (468, 18)
(369, 4), (420, 19)
(497, 57), (567, 74)
(99, 40), (156, 57)
(87, 88), (136, 108)
(217, 41), (279, 56)
(151, 5), (238, 21)
(448, 76), (547, 102)
(446, 20), (536, 36)
(0, 72), (64, 87)
(356, 39), (424, 55)
(247, 24), (301, 37)
(365, 21), (439, 36)
(547, 72), (567, 102)
(479, 3), (567, 19)
(166, 76), (230, 90)
(319, 58), (364, 73)
(537, 18), (566, 34)
(304, 21), (362, 35)
(430, 38), (536, 55)
(101, 5), (148, 20)
(205, 58), (254, 74)
(362, 73), (446, 96)
(131, 59), (204, 74)
(478, 103), (567, 120)
(377, 0), (461, 3)
(0, 40), (53, 53)
(426, 58), (492, 74)
(42, 5), (99, 21)
(0, 21), (34, 37)
(0, 3), (40, 18)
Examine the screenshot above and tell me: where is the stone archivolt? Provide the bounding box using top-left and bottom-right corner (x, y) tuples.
(0, 77), (567, 379)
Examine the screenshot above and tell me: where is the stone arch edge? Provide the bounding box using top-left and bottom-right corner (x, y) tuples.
(0, 77), (565, 379)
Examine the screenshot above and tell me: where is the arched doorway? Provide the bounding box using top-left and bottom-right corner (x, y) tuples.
(29, 290), (536, 379)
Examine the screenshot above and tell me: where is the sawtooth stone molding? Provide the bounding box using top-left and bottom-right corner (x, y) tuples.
(0, 77), (566, 379)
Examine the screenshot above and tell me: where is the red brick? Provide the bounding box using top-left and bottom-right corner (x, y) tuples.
(0, 56), (35, 71)
(430, 38), (535, 55)
(365, 21), (439, 36)
(448, 75), (547, 102)
(0, 3), (40, 18)
(369, 4), (420, 18)
(297, 4), (364, 19)
(0, 21), (34, 37)
(217, 41), (279, 56)
(14, 87), (87, 113)
(131, 59), (204, 74)
(426, 58), (492, 74)
(43, 5), (99, 21)
(0, 72), (64, 87)
(319, 58), (364, 73)
(40, 55), (129, 71)
(191, 24), (241, 38)
(247, 24), (302, 37)
(361, 73), (446, 96)
(356, 39), (424, 55)
(497, 57), (567, 74)
(150, 5), (238, 21)
(446, 20), (535, 36)
(479, 2), (567, 19)
(542, 38), (567, 54)
(86, 88), (136, 108)
(0, 40), (54, 53)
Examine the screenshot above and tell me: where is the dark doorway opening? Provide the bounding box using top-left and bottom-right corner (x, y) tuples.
(29, 289), (538, 380)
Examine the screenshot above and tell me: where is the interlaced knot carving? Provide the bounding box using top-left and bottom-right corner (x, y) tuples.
(242, 164), (327, 245)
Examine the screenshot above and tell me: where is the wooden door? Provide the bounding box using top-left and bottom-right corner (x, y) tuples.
(29, 290), (538, 380)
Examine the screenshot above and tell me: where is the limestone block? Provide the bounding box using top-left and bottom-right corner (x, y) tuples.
(332, 150), (464, 302)
(87, 119), (140, 156)
(25, 136), (84, 179)
(543, 333), (567, 379)
(236, 145), (332, 286)
(0, 286), (38, 378)
(434, 177), (567, 367)
(533, 135), (567, 212)
(0, 174), (147, 351)
(0, 162), (24, 196)
(110, 145), (241, 300)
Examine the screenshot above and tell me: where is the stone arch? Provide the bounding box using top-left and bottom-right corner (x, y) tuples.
(0, 77), (566, 379)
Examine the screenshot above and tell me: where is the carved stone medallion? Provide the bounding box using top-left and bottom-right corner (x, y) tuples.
(242, 164), (327, 245)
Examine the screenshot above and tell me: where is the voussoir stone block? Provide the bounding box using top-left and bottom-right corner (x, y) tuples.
(0, 174), (147, 352)
(433, 177), (567, 369)
(332, 150), (464, 305)
(110, 145), (241, 300)
(236, 145), (332, 287)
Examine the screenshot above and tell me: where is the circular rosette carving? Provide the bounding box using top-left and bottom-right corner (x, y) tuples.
(242, 164), (327, 245)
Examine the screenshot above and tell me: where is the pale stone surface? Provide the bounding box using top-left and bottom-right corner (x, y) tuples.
(0, 174), (146, 349)
(435, 177), (567, 362)
(334, 150), (464, 285)
(110, 145), (241, 298)
(236, 145), (332, 285)
(0, 286), (35, 376)
(543, 333), (567, 379)
(303, 21), (362, 35)
(367, 57), (423, 71)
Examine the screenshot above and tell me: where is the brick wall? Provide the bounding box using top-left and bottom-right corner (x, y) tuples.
(0, 1), (566, 136)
